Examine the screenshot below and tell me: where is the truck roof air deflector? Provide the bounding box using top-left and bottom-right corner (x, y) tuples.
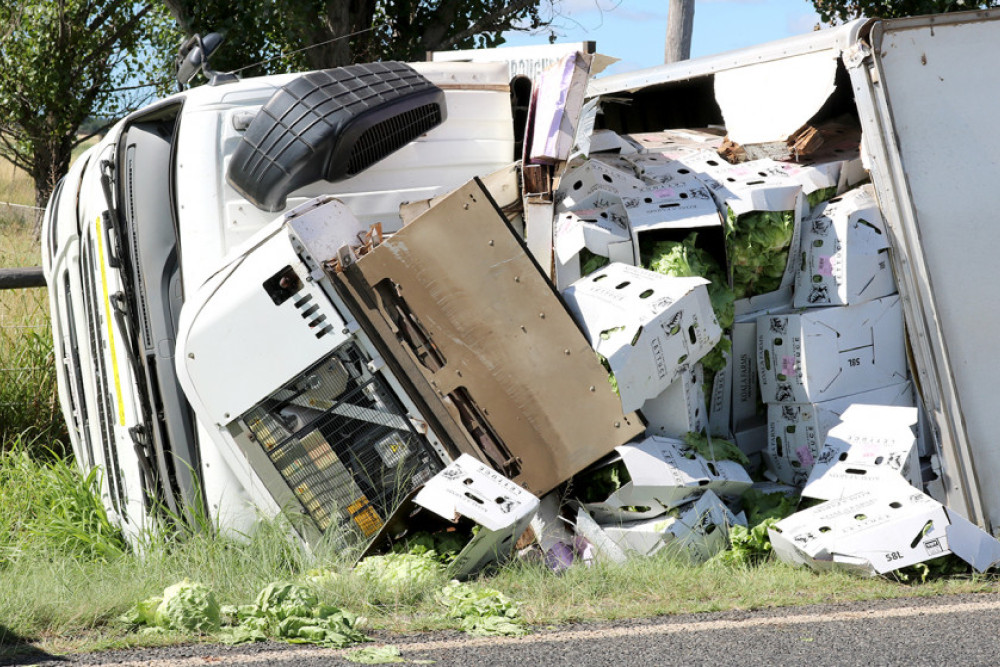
(227, 62), (447, 212)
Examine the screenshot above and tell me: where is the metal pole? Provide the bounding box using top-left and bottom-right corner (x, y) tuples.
(0, 267), (46, 289)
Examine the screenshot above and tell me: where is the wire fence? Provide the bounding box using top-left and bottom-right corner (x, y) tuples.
(0, 209), (67, 449)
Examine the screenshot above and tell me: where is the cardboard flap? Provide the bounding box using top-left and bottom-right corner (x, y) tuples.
(556, 158), (646, 210)
(714, 49), (839, 145)
(944, 509), (1000, 572)
(414, 455), (540, 532)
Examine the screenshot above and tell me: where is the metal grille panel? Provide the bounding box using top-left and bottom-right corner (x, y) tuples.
(240, 341), (441, 541)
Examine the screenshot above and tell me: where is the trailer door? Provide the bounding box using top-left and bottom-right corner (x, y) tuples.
(852, 10), (1000, 532)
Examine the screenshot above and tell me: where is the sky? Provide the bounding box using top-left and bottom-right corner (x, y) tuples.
(500, 0), (824, 76)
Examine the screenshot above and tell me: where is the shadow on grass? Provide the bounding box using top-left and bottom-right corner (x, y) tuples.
(0, 624), (62, 665)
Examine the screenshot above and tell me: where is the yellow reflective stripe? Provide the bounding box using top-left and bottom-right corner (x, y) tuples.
(95, 214), (126, 425)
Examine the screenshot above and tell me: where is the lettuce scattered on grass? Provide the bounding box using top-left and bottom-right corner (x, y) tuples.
(437, 580), (526, 636)
(711, 518), (779, 568)
(354, 552), (445, 590)
(225, 581), (367, 647)
(119, 580), (220, 633)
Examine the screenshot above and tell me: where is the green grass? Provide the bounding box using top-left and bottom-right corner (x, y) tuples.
(1, 441), (999, 659)
(1, 153), (68, 452)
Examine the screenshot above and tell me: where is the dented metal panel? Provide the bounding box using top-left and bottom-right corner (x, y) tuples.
(333, 177), (644, 495)
(851, 11), (1000, 530)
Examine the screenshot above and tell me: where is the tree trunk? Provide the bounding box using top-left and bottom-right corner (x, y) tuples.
(664, 0), (695, 64)
(29, 134), (72, 239)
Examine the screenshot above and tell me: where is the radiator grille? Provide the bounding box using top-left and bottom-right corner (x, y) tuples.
(240, 341), (441, 541)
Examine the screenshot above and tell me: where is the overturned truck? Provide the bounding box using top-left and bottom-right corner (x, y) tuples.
(42, 11), (1000, 575)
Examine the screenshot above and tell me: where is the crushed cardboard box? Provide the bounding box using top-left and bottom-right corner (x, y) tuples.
(360, 454), (540, 579)
(794, 185), (896, 308)
(802, 404), (921, 500)
(641, 364), (707, 439)
(562, 264), (722, 413)
(708, 288), (794, 454)
(555, 157), (646, 211)
(769, 489), (1000, 575)
(622, 128), (725, 158)
(621, 182), (722, 266)
(579, 435), (752, 523)
(757, 295), (907, 404)
(764, 382), (915, 487)
(577, 490), (742, 564)
(553, 195), (634, 288)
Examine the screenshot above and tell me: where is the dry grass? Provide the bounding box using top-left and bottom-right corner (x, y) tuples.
(1, 155), (62, 449)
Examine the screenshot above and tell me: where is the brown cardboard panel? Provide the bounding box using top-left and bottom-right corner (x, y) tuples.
(348, 177), (643, 495)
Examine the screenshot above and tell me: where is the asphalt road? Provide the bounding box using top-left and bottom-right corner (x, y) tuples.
(6, 592), (1000, 666)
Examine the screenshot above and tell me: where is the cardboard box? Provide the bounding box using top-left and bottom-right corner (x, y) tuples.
(553, 194), (635, 289)
(359, 454), (540, 578)
(708, 289), (794, 453)
(627, 154), (711, 189)
(760, 159), (842, 209)
(641, 364), (707, 439)
(802, 404), (921, 500)
(764, 382), (915, 486)
(582, 491), (742, 564)
(580, 435), (753, 522)
(555, 158), (646, 211)
(621, 182), (723, 266)
(622, 129), (725, 158)
(794, 185), (896, 308)
(528, 52), (592, 164)
(769, 489), (1000, 575)
(562, 264), (722, 413)
(757, 295), (907, 404)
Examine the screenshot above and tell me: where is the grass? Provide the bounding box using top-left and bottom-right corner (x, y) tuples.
(0, 151), (72, 452)
(1, 438), (999, 659)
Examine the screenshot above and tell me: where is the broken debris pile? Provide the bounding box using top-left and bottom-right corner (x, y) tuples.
(348, 116), (1000, 579)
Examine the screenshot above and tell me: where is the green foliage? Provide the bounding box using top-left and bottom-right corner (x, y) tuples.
(682, 431), (749, 467)
(812, 0), (998, 25)
(711, 518), (779, 568)
(165, 0), (551, 75)
(0, 1), (180, 209)
(0, 324), (67, 451)
(437, 580), (526, 636)
(392, 530), (469, 564)
(0, 442), (127, 568)
(724, 207), (795, 299)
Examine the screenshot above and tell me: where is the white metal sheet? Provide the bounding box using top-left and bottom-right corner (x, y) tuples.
(867, 14), (1000, 531)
